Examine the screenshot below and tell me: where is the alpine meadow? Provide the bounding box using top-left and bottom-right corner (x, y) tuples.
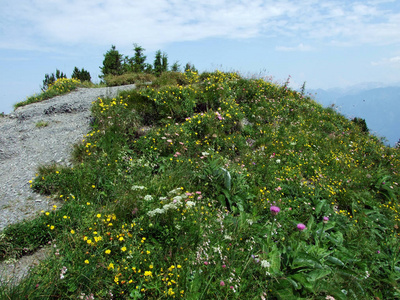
(1, 45), (399, 300)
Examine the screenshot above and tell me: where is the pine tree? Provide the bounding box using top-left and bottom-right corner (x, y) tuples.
(153, 50), (168, 76)
(184, 63), (198, 73)
(99, 45), (123, 78)
(171, 61), (180, 72)
(133, 44), (147, 73)
(153, 50), (162, 76)
(71, 67), (91, 82)
(42, 69), (67, 91)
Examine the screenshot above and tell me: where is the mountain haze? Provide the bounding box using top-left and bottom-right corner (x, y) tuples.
(310, 85), (400, 147)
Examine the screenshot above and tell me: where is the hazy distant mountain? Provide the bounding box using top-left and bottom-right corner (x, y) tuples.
(309, 84), (400, 147)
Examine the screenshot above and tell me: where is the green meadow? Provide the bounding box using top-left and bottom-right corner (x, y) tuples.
(1, 70), (399, 299)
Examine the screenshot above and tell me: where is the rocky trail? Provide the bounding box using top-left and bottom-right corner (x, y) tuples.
(0, 84), (136, 284)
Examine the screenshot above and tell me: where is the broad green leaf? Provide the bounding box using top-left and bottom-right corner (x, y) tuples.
(326, 256), (345, 267)
(286, 276), (301, 290)
(220, 167), (231, 191)
(293, 252), (323, 269)
(315, 200), (326, 215)
(307, 215), (315, 231)
(269, 244), (281, 274)
(307, 268), (331, 282)
(291, 273), (314, 293)
(274, 288), (299, 300)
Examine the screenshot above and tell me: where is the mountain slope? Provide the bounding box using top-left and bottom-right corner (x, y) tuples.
(1, 71), (399, 299)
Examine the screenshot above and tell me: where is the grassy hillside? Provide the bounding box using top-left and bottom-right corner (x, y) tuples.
(1, 71), (399, 299)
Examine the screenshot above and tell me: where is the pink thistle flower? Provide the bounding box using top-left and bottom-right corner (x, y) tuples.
(297, 223), (306, 231)
(270, 206), (280, 215)
(220, 281), (225, 286)
(323, 216), (329, 223)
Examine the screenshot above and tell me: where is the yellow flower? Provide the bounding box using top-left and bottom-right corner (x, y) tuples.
(105, 249), (111, 254)
(144, 271), (153, 277)
(96, 214), (101, 218)
(50, 225), (55, 230)
(177, 265), (182, 269)
(45, 212), (50, 216)
(121, 246), (127, 252)
(84, 260), (89, 264)
(108, 263), (114, 270)
(168, 288), (175, 296)
(70, 229), (75, 234)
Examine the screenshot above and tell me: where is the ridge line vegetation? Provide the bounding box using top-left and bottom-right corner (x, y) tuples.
(2, 45), (400, 299)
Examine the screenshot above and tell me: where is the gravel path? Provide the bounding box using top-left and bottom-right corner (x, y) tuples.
(0, 84), (136, 231)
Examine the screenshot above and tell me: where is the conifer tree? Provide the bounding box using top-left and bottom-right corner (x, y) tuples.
(171, 61), (180, 72)
(42, 69), (67, 91)
(153, 50), (168, 76)
(99, 45), (123, 78)
(133, 44), (147, 73)
(71, 67), (91, 82)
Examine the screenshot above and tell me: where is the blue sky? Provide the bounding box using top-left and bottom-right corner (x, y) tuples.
(1, 0), (400, 114)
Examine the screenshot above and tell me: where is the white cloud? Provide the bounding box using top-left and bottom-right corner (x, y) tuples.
(371, 56), (400, 67)
(1, 0), (400, 51)
(276, 43), (314, 52)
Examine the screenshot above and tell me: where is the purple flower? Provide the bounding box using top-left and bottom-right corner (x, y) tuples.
(220, 281), (225, 286)
(297, 223), (306, 231)
(323, 216), (329, 224)
(270, 206), (280, 215)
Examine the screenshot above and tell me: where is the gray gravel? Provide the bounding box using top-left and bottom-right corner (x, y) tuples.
(0, 84), (136, 231)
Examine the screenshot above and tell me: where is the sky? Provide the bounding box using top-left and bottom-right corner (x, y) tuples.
(1, 0), (400, 114)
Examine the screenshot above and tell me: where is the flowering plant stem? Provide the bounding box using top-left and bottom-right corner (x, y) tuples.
(267, 218), (276, 249)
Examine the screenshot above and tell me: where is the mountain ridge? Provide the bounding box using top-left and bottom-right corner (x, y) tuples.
(309, 85), (400, 146)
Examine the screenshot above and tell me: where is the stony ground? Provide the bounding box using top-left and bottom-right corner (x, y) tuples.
(0, 84), (136, 284)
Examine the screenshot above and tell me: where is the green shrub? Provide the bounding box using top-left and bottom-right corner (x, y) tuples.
(71, 67), (91, 82)
(42, 69), (67, 91)
(103, 72), (155, 86)
(352, 117), (369, 133)
(14, 78), (83, 109)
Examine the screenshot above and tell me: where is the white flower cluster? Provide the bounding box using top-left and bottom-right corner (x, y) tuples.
(144, 194), (153, 201)
(131, 185), (146, 191)
(147, 208), (164, 217)
(260, 260), (270, 268)
(147, 189), (188, 217)
(60, 266), (67, 279)
(168, 187), (182, 196)
(186, 201), (196, 208)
